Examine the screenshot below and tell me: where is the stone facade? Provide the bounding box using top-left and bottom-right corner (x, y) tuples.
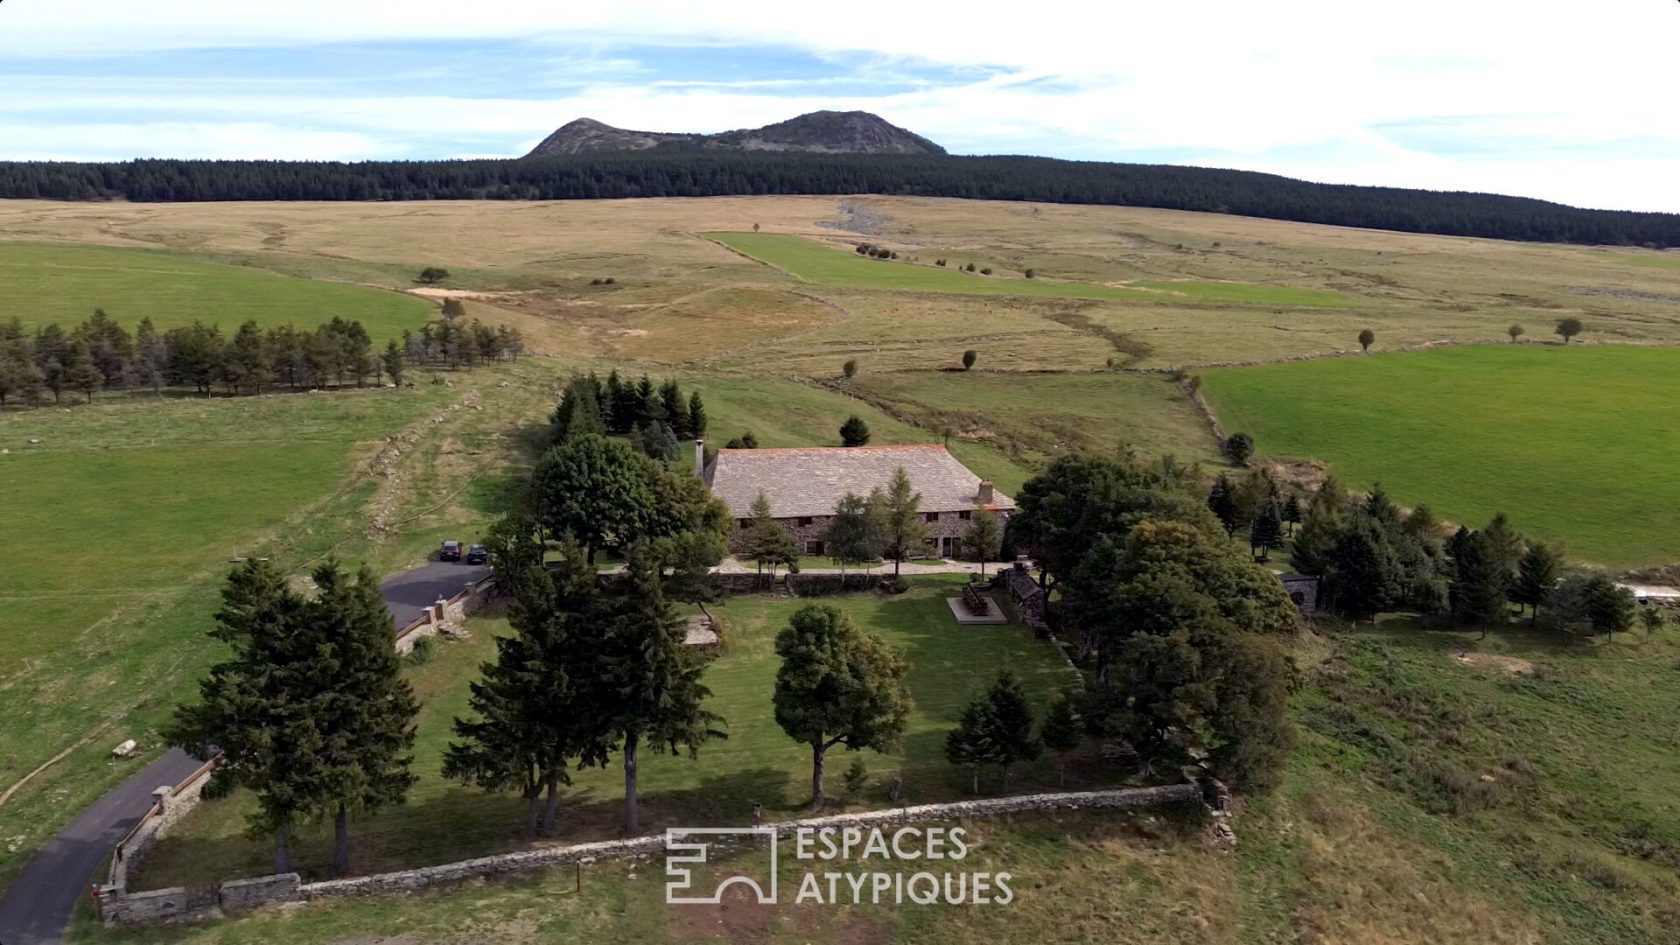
(1279, 574), (1319, 616)
(730, 508), (1011, 559)
(218, 873), (303, 913)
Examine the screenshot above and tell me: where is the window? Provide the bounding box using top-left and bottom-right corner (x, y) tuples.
(738, 518), (751, 529)
(958, 510), (972, 521)
(805, 540), (825, 556)
(796, 516), (814, 527)
(923, 512), (940, 523)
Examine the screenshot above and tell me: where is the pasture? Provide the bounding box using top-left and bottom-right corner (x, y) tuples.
(133, 583), (1082, 887)
(0, 242), (433, 336)
(1201, 344), (1680, 567)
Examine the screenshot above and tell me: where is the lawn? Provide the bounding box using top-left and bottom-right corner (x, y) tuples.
(0, 241), (433, 337)
(1201, 344), (1680, 567)
(0, 384), (472, 889)
(132, 581), (1087, 887)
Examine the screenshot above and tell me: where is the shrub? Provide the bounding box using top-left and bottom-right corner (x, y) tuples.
(1024, 268), (1036, 278)
(965, 263), (977, 273)
(407, 636), (435, 665)
(980, 267), (993, 275)
(842, 358), (858, 379)
(879, 577), (909, 595)
(840, 415), (871, 447)
(1224, 432), (1255, 465)
(843, 757), (869, 798)
(604, 277), (616, 285)
(418, 266), (449, 284)
(935, 259), (947, 267)
(961, 349), (977, 370)
(787, 573), (875, 596)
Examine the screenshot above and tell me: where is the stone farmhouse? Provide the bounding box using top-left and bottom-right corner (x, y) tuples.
(701, 443), (1015, 558)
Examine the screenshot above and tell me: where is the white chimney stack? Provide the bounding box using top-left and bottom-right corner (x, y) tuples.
(977, 480), (994, 504)
(695, 438), (706, 479)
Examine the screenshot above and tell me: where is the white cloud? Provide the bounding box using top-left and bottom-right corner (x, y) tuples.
(1, 1), (1677, 210)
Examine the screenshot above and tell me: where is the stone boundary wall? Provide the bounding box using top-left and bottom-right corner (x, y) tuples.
(106, 783), (1206, 924)
(303, 784), (1202, 900)
(394, 575), (498, 654)
(105, 755), (217, 891)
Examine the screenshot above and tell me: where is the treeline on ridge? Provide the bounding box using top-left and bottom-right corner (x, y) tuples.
(2, 152), (1677, 246)
(0, 309), (525, 405)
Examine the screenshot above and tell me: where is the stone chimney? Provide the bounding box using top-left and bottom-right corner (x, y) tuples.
(977, 480), (994, 504)
(694, 438), (706, 479)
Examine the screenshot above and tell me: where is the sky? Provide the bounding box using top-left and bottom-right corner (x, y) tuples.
(2, 0), (1677, 211)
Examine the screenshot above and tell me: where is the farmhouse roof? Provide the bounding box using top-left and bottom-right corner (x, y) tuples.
(704, 444), (1015, 519)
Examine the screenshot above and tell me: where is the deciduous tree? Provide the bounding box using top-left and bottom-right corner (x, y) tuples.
(1556, 317), (1583, 344)
(773, 606), (911, 808)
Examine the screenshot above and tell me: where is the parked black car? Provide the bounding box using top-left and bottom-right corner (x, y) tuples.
(465, 543), (489, 565)
(440, 540), (463, 562)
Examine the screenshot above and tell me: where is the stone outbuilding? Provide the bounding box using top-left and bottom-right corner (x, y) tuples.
(1278, 573), (1319, 616)
(701, 443), (1014, 558)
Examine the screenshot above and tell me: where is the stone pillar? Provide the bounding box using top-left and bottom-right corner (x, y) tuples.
(694, 438), (706, 479)
(152, 786), (173, 814)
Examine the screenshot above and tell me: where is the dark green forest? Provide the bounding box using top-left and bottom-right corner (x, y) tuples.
(2, 151), (1675, 246)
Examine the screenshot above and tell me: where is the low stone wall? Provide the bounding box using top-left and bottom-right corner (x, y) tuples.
(304, 784), (1202, 901)
(109, 783), (1211, 924)
(106, 756), (216, 891)
(394, 575), (497, 654)
(711, 572), (776, 593)
(100, 884), (217, 925)
(218, 873), (302, 913)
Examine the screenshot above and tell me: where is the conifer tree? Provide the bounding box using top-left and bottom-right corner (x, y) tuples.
(964, 505), (1002, 575)
(1250, 500), (1285, 561)
(599, 545), (724, 832)
(1449, 531), (1510, 632)
(308, 562), (420, 875)
(1512, 543), (1561, 620)
(825, 492), (880, 577)
(882, 467), (927, 577)
(1281, 492), (1303, 536)
(840, 414), (871, 447)
(660, 379), (688, 438)
(945, 697), (993, 795)
(381, 339), (405, 387)
(745, 491), (796, 576)
(66, 341), (103, 403)
(1037, 690), (1082, 787)
(1208, 475), (1240, 536)
(687, 391), (708, 439)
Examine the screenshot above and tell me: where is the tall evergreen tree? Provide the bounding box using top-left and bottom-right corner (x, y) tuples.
(598, 545), (724, 832)
(1449, 531), (1510, 631)
(744, 491), (797, 576)
(773, 606), (911, 808)
(1250, 501), (1285, 561)
(1038, 690), (1082, 787)
(1208, 474), (1240, 536)
(981, 671), (1040, 788)
(840, 414), (871, 447)
(882, 467), (927, 578)
(166, 560), (324, 874)
(65, 341), (103, 403)
(686, 391), (708, 440)
(381, 339), (405, 387)
(825, 492), (881, 577)
(659, 379), (688, 438)
(1512, 543), (1561, 620)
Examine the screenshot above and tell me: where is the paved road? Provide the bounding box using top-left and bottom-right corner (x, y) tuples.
(0, 749), (205, 945)
(380, 560), (492, 629)
(0, 558), (491, 945)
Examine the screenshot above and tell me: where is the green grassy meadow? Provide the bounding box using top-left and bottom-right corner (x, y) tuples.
(1202, 344), (1680, 567)
(0, 242), (433, 336)
(134, 581), (1085, 887)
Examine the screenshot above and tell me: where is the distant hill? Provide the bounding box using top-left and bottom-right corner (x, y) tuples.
(523, 111), (947, 158)
(3, 150), (1677, 248)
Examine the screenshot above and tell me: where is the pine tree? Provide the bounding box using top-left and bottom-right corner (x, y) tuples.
(945, 697), (993, 795)
(882, 467), (926, 578)
(307, 562), (420, 875)
(1037, 690), (1082, 787)
(66, 341), (103, 403)
(1208, 475), (1240, 536)
(1291, 478), (1347, 576)
(686, 391), (708, 439)
(1281, 492), (1303, 536)
(981, 671), (1040, 789)
(552, 376), (607, 443)
(1512, 543), (1561, 620)
(135, 316), (167, 393)
(599, 545), (724, 833)
(381, 339), (405, 387)
(1482, 512), (1524, 575)
(964, 505), (1001, 575)
(660, 380), (688, 438)
(166, 560), (324, 874)
(773, 606), (911, 808)
(1449, 531), (1510, 632)
(825, 492), (881, 577)
(745, 491), (796, 576)
(1584, 577), (1634, 639)
(1250, 500), (1285, 561)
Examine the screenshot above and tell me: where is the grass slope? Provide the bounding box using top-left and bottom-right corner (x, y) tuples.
(1202, 344), (1680, 567)
(135, 582), (1084, 886)
(0, 242), (432, 336)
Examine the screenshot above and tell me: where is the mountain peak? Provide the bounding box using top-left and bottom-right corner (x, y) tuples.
(523, 111), (945, 159)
